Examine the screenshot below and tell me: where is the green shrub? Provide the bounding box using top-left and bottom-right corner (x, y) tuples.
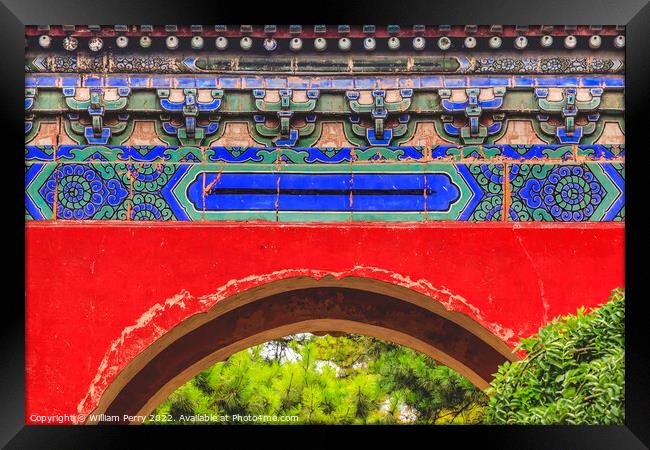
(485, 288), (625, 425)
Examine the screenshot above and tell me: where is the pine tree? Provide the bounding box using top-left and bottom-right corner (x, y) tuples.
(147, 333), (487, 425)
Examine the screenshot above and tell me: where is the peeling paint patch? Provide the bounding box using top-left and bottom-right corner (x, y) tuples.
(75, 290), (193, 422)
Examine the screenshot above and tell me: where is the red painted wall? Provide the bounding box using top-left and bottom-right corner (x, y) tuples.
(25, 222), (624, 424)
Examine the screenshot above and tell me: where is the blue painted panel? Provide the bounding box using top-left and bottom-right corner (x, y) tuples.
(188, 172), (462, 213)
(61, 77), (80, 87)
(354, 78), (376, 89)
(176, 77), (196, 88)
(419, 76), (443, 88)
(287, 79), (309, 89)
(84, 77), (101, 87)
(106, 77), (128, 87)
(151, 76), (172, 87)
(220, 78), (239, 88)
(128, 76), (149, 87)
(332, 78), (354, 89)
(243, 77), (263, 88)
(468, 77), (508, 87)
(267, 78), (287, 88)
(444, 77), (469, 87)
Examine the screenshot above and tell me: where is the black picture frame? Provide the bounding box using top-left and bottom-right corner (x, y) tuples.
(2, 0), (648, 447)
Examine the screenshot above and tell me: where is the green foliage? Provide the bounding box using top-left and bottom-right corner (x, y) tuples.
(146, 334), (487, 425)
(371, 341), (487, 424)
(485, 288), (625, 425)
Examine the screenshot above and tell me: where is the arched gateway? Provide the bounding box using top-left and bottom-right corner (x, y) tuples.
(87, 278), (517, 424)
(24, 24), (624, 425)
